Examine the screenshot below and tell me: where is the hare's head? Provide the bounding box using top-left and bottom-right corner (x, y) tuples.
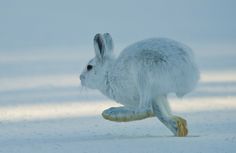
(80, 33), (114, 89)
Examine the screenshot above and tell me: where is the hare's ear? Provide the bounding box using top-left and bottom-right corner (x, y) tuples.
(103, 33), (114, 55)
(94, 33), (105, 60)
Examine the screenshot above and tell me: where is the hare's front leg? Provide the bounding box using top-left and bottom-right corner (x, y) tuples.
(153, 96), (188, 137)
(102, 93), (155, 122)
(102, 84), (155, 122)
(102, 105), (154, 122)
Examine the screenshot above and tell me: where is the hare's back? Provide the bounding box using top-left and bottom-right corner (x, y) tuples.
(121, 38), (193, 58)
(118, 38), (199, 97)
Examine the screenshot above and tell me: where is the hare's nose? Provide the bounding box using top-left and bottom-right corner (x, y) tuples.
(80, 74), (85, 80)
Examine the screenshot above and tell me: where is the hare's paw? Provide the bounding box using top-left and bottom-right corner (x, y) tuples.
(102, 107), (132, 122)
(102, 107), (154, 122)
(172, 116), (188, 137)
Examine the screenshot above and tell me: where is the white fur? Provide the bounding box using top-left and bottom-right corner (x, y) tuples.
(80, 33), (199, 136)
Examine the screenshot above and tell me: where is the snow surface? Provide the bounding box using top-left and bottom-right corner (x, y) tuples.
(0, 44), (236, 153)
(1, 1), (236, 152)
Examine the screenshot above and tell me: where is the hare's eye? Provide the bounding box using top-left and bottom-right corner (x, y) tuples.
(87, 65), (93, 71)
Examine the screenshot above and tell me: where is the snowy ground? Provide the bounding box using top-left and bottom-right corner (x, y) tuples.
(0, 44), (236, 153)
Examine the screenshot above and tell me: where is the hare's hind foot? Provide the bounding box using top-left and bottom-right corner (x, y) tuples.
(172, 116), (188, 137)
(102, 107), (154, 122)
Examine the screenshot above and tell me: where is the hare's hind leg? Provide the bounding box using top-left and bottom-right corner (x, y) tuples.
(153, 96), (188, 137)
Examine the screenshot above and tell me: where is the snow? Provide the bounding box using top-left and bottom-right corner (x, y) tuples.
(1, 0), (236, 152)
(0, 44), (236, 153)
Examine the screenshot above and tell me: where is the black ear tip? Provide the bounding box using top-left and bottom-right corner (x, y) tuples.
(94, 33), (101, 40)
(94, 33), (104, 51)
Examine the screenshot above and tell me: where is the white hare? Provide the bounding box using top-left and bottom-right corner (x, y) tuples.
(80, 33), (199, 137)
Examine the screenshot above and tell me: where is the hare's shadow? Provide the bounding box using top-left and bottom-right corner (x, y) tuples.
(0, 134), (200, 146)
(81, 134), (201, 142)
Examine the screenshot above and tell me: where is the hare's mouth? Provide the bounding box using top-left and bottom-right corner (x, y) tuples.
(80, 79), (85, 86)
(80, 80), (84, 86)
(79, 75), (85, 86)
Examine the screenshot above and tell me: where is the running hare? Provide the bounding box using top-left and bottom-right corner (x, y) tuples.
(80, 33), (199, 137)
